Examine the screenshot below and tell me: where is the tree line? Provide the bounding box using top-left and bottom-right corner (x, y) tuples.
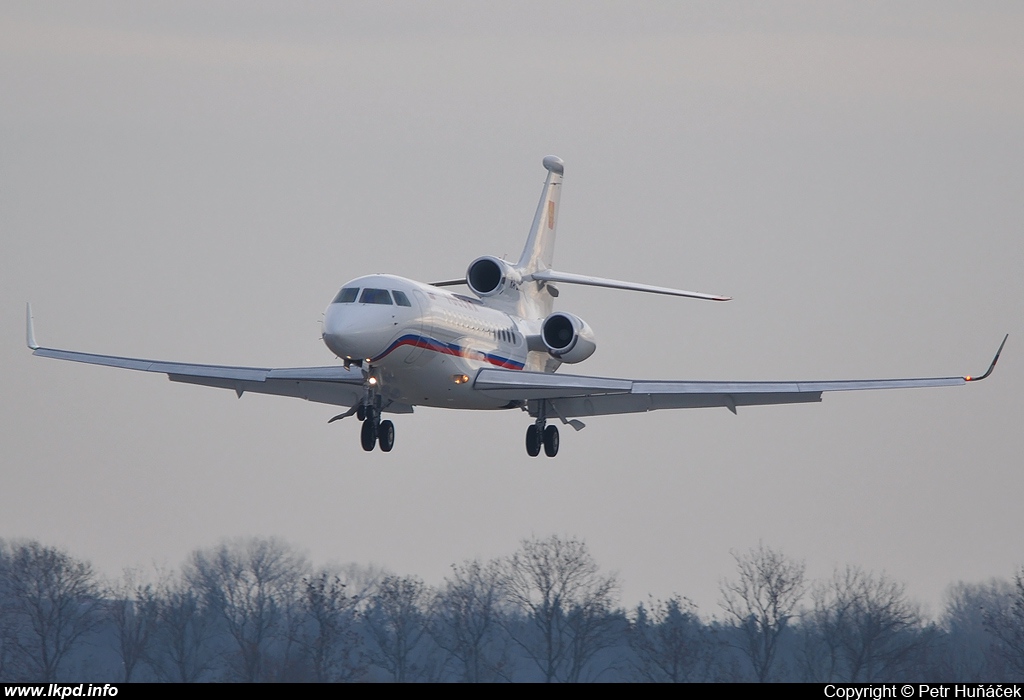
(0, 536), (1022, 682)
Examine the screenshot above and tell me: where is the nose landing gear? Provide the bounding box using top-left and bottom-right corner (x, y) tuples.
(351, 372), (396, 453)
(356, 402), (396, 453)
(360, 411), (377, 451)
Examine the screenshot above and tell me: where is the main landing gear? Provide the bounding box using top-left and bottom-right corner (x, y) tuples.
(525, 423), (559, 457)
(525, 401), (559, 457)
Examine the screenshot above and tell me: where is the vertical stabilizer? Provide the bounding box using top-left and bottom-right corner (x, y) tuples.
(517, 155), (564, 275)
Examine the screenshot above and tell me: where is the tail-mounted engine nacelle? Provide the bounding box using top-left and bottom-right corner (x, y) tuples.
(466, 256), (521, 298)
(542, 312), (597, 364)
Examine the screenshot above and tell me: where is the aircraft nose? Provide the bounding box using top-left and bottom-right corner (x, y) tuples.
(323, 304), (391, 361)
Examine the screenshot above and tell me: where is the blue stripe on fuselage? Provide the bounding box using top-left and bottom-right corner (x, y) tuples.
(370, 334), (525, 370)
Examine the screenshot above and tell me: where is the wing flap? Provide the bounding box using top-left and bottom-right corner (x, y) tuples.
(545, 391), (823, 418)
(474, 368), (631, 399)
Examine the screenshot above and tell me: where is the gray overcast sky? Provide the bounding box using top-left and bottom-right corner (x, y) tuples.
(2, 1), (1022, 614)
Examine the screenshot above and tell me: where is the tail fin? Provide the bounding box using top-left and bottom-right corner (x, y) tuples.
(517, 155), (563, 274)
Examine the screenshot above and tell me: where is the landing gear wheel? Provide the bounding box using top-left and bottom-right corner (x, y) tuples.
(543, 424), (559, 457)
(360, 418), (377, 451)
(525, 425), (542, 457)
(356, 405), (366, 422)
(378, 420), (395, 452)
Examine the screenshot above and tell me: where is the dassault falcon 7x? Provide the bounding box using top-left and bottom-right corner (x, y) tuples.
(27, 155), (1006, 457)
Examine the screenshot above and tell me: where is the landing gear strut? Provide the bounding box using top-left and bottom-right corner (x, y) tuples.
(525, 401), (559, 458)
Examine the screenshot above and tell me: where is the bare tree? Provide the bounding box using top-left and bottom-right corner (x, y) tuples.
(298, 569), (363, 682)
(802, 566), (929, 682)
(363, 574), (437, 682)
(0, 540), (102, 682)
(0, 614), (14, 681)
(149, 577), (216, 683)
(719, 543), (805, 682)
(630, 595), (722, 682)
(501, 535), (620, 682)
(431, 559), (513, 682)
(185, 537), (309, 682)
(940, 579), (1015, 680)
(105, 568), (158, 682)
(985, 568), (1024, 677)
(0, 541), (17, 680)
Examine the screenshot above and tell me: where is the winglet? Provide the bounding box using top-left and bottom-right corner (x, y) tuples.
(26, 303), (39, 350)
(964, 334), (1008, 382)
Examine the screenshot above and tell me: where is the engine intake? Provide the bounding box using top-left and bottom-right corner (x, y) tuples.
(541, 312), (596, 364)
(467, 256), (519, 298)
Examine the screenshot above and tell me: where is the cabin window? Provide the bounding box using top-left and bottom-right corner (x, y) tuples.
(392, 290), (412, 307)
(333, 287), (359, 303)
(359, 288), (393, 305)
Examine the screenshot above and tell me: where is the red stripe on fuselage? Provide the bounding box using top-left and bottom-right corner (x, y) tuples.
(371, 335), (525, 370)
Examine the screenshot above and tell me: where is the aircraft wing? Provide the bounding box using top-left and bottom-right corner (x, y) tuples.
(473, 335), (1006, 418)
(26, 307), (377, 411)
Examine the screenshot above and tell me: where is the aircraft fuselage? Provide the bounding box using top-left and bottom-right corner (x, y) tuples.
(322, 274), (542, 411)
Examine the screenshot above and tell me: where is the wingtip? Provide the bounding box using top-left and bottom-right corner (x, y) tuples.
(25, 303), (39, 350)
(964, 333), (1007, 382)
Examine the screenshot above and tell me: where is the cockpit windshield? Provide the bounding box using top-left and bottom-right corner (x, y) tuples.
(332, 287), (359, 303)
(359, 288), (393, 305)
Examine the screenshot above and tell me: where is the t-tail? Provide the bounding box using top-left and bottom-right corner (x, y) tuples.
(513, 155), (565, 318)
(435, 155), (731, 319)
(518, 155), (564, 277)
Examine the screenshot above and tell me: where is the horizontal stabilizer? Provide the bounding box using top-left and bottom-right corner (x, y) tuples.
(526, 269), (731, 301)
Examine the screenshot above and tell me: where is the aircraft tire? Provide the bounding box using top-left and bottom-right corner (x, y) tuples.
(543, 424), (559, 457)
(525, 425), (542, 457)
(356, 405), (366, 422)
(378, 420), (395, 452)
(360, 418), (377, 451)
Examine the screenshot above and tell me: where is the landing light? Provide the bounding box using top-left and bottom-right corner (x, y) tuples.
(452, 374), (469, 385)
(368, 376), (378, 385)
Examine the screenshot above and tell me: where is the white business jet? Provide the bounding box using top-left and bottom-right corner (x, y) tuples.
(27, 155), (1006, 457)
